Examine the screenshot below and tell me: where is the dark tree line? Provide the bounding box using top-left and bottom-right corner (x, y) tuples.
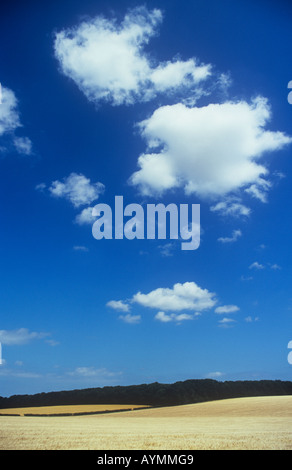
(0, 379), (292, 409)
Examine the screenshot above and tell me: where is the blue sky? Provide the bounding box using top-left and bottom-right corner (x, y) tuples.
(0, 0), (292, 397)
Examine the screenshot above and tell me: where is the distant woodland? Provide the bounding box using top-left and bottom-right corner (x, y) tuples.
(1, 379), (292, 409)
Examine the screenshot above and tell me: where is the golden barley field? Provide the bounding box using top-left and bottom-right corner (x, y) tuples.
(0, 396), (291, 450)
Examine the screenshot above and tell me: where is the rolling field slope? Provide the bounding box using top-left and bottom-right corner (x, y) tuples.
(0, 396), (291, 450)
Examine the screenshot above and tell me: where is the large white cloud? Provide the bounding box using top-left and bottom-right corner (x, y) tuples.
(54, 7), (211, 106)
(129, 98), (292, 200)
(53, 7), (291, 217)
(132, 281), (217, 312)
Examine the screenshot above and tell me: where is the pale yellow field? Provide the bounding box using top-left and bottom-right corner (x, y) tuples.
(0, 404), (149, 416)
(0, 396), (291, 450)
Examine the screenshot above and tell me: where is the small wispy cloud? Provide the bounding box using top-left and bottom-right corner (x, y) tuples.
(218, 229), (242, 243)
(13, 136), (33, 155)
(207, 371), (225, 379)
(155, 311), (196, 323)
(67, 366), (117, 377)
(244, 178), (271, 203)
(66, 367), (122, 383)
(158, 242), (175, 257)
(107, 300), (131, 312)
(245, 316), (260, 323)
(249, 261), (265, 270)
(210, 198), (251, 218)
(0, 328), (49, 345)
(269, 263), (281, 270)
(241, 275), (253, 281)
(0, 85), (33, 155)
(45, 339), (60, 347)
(119, 314), (141, 324)
(218, 317), (236, 328)
(48, 173), (105, 208)
(73, 245), (89, 252)
(215, 305), (240, 314)
(0, 368), (42, 379)
(249, 261), (281, 271)
(74, 207), (96, 225)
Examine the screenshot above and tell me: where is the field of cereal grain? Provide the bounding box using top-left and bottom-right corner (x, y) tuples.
(0, 396), (291, 450)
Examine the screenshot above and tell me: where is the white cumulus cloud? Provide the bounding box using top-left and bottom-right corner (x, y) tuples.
(49, 173), (105, 208)
(132, 281), (217, 312)
(130, 98), (291, 200)
(54, 7), (211, 106)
